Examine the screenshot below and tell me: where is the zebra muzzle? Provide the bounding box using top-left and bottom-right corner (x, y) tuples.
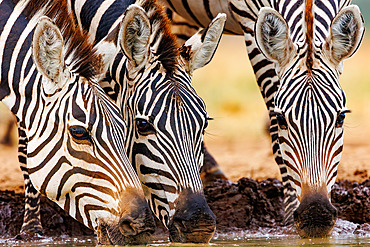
(97, 188), (156, 245)
(293, 192), (338, 238)
(168, 189), (216, 243)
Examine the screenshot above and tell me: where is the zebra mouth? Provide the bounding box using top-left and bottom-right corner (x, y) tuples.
(169, 221), (216, 243)
(293, 193), (338, 238)
(97, 222), (153, 245)
(168, 188), (216, 243)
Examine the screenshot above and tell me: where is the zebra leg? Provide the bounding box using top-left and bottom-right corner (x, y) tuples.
(0, 117), (16, 146)
(200, 144), (228, 186)
(17, 126), (43, 236)
(269, 115), (298, 225)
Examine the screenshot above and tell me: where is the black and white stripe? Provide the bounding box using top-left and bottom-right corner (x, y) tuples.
(68, 0), (225, 238)
(161, 0), (365, 227)
(0, 0), (152, 241)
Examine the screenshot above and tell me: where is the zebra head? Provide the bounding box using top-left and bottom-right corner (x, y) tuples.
(28, 16), (155, 244)
(94, 3), (226, 243)
(255, 5), (364, 237)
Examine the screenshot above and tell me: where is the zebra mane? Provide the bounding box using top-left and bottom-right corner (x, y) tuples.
(137, 0), (179, 76)
(13, 0), (100, 81)
(305, 0), (314, 72)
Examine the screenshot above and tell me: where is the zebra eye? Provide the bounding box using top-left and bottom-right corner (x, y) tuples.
(136, 118), (156, 136)
(276, 113), (288, 130)
(203, 117), (213, 134)
(336, 112), (346, 128)
(202, 120), (209, 135)
(69, 126), (90, 141)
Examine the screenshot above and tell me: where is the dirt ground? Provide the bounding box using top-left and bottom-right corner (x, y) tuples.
(0, 178), (368, 237)
(206, 136), (370, 182)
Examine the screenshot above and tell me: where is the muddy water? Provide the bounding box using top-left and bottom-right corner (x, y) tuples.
(1, 236), (369, 247)
(1, 219), (369, 246)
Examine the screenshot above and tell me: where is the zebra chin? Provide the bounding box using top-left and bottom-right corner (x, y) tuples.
(168, 189), (216, 243)
(293, 192), (338, 238)
(97, 188), (156, 245)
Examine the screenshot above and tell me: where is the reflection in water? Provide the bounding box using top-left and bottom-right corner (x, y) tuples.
(0, 236), (96, 247)
(1, 219), (368, 246)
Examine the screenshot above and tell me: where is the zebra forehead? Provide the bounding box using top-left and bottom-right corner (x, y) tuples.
(277, 85), (344, 114)
(276, 0), (352, 45)
(305, 0), (314, 71)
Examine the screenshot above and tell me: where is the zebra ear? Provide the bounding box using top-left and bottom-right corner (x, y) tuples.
(119, 5), (151, 68)
(255, 7), (295, 67)
(180, 13), (226, 75)
(324, 5), (365, 65)
(32, 16), (65, 84)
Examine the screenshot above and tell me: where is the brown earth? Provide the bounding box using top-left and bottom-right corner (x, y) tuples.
(204, 178), (370, 232)
(0, 190), (93, 238)
(0, 178), (368, 238)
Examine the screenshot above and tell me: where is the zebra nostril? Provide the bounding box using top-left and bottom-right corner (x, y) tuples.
(119, 220), (137, 236)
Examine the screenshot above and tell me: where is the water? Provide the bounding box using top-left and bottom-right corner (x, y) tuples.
(0, 236), (369, 247)
(1, 220), (368, 246)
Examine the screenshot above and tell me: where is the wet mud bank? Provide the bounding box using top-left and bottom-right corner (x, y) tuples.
(0, 178), (368, 238)
(0, 190), (93, 238)
(204, 178), (370, 233)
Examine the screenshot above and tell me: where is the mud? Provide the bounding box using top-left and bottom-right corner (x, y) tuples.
(331, 179), (370, 224)
(0, 179), (368, 238)
(204, 178), (370, 232)
(0, 190), (93, 238)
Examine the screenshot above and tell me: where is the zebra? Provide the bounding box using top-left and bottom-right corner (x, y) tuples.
(67, 0), (228, 242)
(160, 0), (365, 237)
(0, 0), (156, 244)
(11, 0), (227, 243)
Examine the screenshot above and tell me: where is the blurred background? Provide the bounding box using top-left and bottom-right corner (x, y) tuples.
(0, 0), (368, 192)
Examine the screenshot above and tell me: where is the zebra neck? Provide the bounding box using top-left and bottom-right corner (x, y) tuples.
(161, 0), (243, 34)
(0, 0), (44, 121)
(69, 0), (136, 44)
